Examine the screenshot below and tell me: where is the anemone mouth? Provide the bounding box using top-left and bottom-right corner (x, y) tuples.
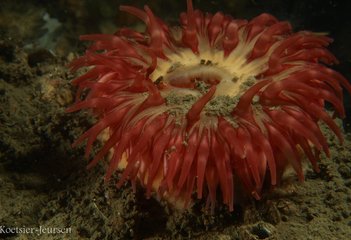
(164, 64), (223, 89)
(66, 0), (351, 214)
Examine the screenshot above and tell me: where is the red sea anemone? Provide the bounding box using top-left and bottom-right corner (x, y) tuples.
(66, 0), (351, 214)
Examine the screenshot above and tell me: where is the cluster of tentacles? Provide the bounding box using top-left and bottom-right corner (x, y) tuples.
(66, 0), (351, 213)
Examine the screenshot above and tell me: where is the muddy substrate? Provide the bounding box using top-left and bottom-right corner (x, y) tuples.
(0, 39), (351, 240)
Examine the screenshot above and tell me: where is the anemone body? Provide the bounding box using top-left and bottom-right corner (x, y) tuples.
(67, 0), (351, 213)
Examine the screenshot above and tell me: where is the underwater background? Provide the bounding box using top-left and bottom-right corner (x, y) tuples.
(0, 0), (350, 239)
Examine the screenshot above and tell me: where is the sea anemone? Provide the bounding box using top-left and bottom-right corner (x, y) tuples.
(66, 0), (351, 214)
